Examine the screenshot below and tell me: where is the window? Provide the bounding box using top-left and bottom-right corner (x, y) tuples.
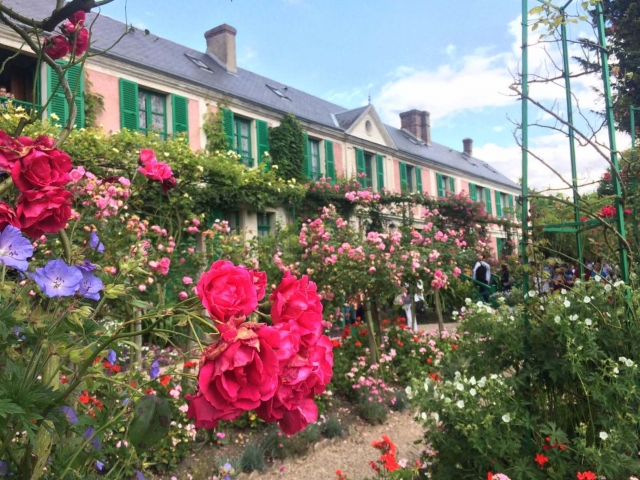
(436, 173), (455, 197)
(309, 138), (321, 180)
(138, 88), (166, 138)
(498, 192), (509, 217)
(497, 237), (504, 259)
(234, 117), (253, 167)
(406, 165), (415, 192)
(476, 185), (486, 204)
(184, 53), (213, 72)
(364, 153), (374, 189)
(257, 212), (272, 237)
(266, 84), (290, 100)
(226, 211), (241, 234)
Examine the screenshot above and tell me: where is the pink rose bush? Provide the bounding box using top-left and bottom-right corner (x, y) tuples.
(187, 264), (334, 435)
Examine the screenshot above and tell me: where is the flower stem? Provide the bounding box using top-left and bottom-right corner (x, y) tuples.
(0, 177), (14, 197)
(58, 229), (72, 264)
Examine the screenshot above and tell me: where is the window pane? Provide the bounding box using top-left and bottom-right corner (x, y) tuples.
(138, 92), (147, 110)
(240, 122), (249, 136)
(151, 114), (164, 131)
(150, 94), (164, 114)
(241, 137), (249, 154)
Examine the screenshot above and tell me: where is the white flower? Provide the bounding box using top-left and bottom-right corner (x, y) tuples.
(585, 319), (592, 326)
(51, 112), (60, 121)
(469, 388), (477, 396)
(476, 301), (484, 307)
(477, 376), (487, 388)
(452, 310), (459, 317)
(613, 367), (619, 374)
(465, 297), (472, 305)
(432, 412), (440, 422)
(456, 400), (465, 408)
(469, 376), (477, 385)
(594, 275), (602, 282)
(570, 314), (578, 321)
(424, 379), (430, 392)
(604, 284), (612, 292)
(561, 289), (567, 295)
(444, 397), (452, 404)
(619, 356), (628, 363)
(583, 296), (591, 304)
(540, 305), (545, 311)
(626, 359), (635, 367)
(421, 412), (427, 420)
(405, 386), (412, 396)
(599, 431), (608, 440)
(502, 414), (511, 423)
(455, 382), (464, 392)
(554, 316), (561, 324)
(528, 290), (537, 298)
(564, 300), (571, 308)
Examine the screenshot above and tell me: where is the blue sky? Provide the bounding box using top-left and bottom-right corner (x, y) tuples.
(99, 0), (625, 190)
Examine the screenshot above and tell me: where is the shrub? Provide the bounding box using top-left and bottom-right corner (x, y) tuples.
(240, 444), (265, 473)
(389, 389), (408, 412)
(357, 391), (388, 425)
(321, 417), (344, 439)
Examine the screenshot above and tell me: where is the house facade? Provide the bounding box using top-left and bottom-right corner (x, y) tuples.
(0, 0), (520, 258)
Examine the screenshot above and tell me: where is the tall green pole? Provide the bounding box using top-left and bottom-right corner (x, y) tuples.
(596, 1), (630, 283)
(560, 4), (584, 278)
(631, 106), (639, 259)
(632, 106), (637, 148)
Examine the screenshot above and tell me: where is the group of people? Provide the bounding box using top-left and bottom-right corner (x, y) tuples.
(0, 86), (15, 100)
(534, 259), (615, 294)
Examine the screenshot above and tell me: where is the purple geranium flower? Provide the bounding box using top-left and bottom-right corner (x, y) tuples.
(84, 426), (102, 450)
(106, 349), (117, 364)
(149, 360), (160, 380)
(136, 471), (145, 480)
(60, 406), (78, 424)
(77, 269), (103, 301)
(0, 225), (33, 271)
(78, 260), (98, 272)
(95, 460), (104, 471)
(34, 259), (83, 298)
(89, 231), (104, 253)
(0, 460), (6, 475)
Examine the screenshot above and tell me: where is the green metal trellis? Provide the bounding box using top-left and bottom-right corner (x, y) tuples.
(520, 0), (630, 284)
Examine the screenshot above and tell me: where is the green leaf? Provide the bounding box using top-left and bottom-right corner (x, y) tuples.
(0, 398), (25, 418)
(129, 395), (172, 451)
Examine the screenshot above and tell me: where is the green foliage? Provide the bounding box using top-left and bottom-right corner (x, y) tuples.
(202, 105), (230, 152)
(129, 395), (172, 451)
(357, 393), (388, 425)
(268, 113), (306, 181)
(389, 389), (408, 412)
(240, 443), (265, 472)
(321, 417), (344, 438)
(84, 75), (105, 128)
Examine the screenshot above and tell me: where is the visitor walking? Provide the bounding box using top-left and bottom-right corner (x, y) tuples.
(402, 292), (417, 332)
(500, 264), (515, 292)
(473, 255), (491, 302)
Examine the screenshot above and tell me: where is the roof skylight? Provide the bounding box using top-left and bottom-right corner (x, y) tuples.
(266, 84), (291, 100)
(185, 53), (213, 73)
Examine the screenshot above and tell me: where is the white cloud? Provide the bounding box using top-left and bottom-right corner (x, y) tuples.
(325, 82), (374, 108)
(493, 126), (504, 133)
(444, 44), (456, 56)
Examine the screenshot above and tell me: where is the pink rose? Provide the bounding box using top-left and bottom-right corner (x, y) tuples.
(182, 276), (193, 285)
(71, 28), (89, 56)
(270, 272), (323, 348)
(251, 269), (267, 301)
(15, 187), (72, 239)
(149, 257), (171, 275)
(196, 260), (262, 322)
(186, 324), (280, 429)
(453, 267), (462, 277)
(178, 291), (188, 300)
(44, 35), (70, 60)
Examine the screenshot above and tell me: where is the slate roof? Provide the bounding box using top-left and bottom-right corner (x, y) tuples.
(6, 0), (520, 190)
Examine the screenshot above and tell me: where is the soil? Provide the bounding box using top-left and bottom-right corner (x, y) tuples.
(254, 409), (423, 480)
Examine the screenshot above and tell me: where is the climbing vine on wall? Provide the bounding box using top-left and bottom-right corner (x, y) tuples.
(268, 113), (306, 181)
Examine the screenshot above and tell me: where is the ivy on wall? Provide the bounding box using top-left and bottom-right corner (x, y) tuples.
(268, 113), (306, 181)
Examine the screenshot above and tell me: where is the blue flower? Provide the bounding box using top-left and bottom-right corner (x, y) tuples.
(34, 259), (82, 298)
(149, 360), (160, 380)
(89, 231), (104, 253)
(0, 460), (7, 475)
(84, 426), (102, 450)
(136, 471), (145, 480)
(95, 460), (104, 471)
(106, 349), (117, 364)
(0, 225), (33, 271)
(77, 269), (103, 301)
(78, 260), (98, 272)
(13, 326), (25, 341)
(60, 406), (78, 424)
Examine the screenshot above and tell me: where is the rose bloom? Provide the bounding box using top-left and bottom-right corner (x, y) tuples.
(11, 140), (72, 191)
(71, 28), (89, 55)
(197, 260), (262, 322)
(44, 35), (70, 60)
(186, 323), (280, 429)
(0, 131), (27, 171)
(0, 202), (19, 231)
(16, 187), (72, 239)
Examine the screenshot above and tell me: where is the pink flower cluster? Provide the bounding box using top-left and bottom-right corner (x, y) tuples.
(70, 167), (131, 218)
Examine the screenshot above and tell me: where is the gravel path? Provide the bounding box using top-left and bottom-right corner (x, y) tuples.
(253, 411), (424, 480)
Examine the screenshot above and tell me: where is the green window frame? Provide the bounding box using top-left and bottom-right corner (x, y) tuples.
(325, 140), (336, 183)
(356, 148), (366, 187)
(436, 173), (445, 197)
(138, 88), (167, 138)
(375, 154), (384, 191)
(485, 188), (493, 216)
(309, 138), (321, 180)
(256, 119), (269, 167)
(469, 183), (477, 201)
(399, 163), (408, 192)
(415, 166), (423, 193)
(495, 191), (503, 217)
(364, 153), (374, 189)
(497, 237), (504, 258)
(406, 165), (415, 192)
(234, 117), (253, 167)
(257, 212), (271, 237)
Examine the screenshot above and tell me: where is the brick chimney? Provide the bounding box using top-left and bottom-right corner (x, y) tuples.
(204, 24), (237, 73)
(463, 138), (473, 156)
(399, 109), (431, 145)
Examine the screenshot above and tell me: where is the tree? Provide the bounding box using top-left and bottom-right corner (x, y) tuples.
(268, 113), (306, 181)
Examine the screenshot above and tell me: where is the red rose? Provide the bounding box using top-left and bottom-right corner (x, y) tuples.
(186, 324), (280, 429)
(15, 187), (72, 238)
(11, 143), (72, 191)
(18, 135), (57, 150)
(138, 149), (173, 181)
(71, 28), (89, 56)
(0, 202), (19, 231)
(251, 269), (268, 301)
(160, 175), (176, 194)
(270, 272), (323, 348)
(603, 172), (611, 181)
(44, 35), (70, 60)
(67, 10), (86, 28)
(197, 260), (262, 322)
(0, 132), (26, 172)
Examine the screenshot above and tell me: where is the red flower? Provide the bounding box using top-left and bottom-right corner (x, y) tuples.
(44, 35), (70, 60)
(427, 358), (432, 364)
(196, 260), (260, 322)
(11, 140), (72, 191)
(380, 452), (401, 472)
(15, 187), (72, 239)
(331, 339), (341, 348)
(78, 391), (91, 404)
(603, 172), (611, 181)
(0, 202), (19, 231)
(355, 341), (362, 347)
(624, 208), (632, 215)
(397, 340), (404, 347)
(137, 148), (176, 194)
(0, 131), (27, 171)
(269, 272), (323, 348)
(335, 470), (347, 480)
(67, 10), (86, 28)
(577, 472), (597, 480)
(160, 375), (171, 387)
(184, 361), (197, 369)
(488, 474), (493, 480)
(599, 205), (616, 219)
(251, 269), (267, 301)
(428, 372), (441, 382)
(70, 28), (90, 56)
(451, 344), (458, 350)
(186, 324), (280, 429)
(534, 453), (549, 467)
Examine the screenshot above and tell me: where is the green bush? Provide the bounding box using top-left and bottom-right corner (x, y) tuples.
(389, 389), (408, 412)
(357, 391), (388, 425)
(240, 444), (265, 473)
(321, 417), (344, 439)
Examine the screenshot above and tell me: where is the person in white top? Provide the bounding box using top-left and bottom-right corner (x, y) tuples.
(472, 255), (491, 302)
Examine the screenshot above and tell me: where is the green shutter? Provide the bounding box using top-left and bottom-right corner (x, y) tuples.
(66, 63), (84, 128)
(325, 140), (336, 183)
(355, 148), (366, 187)
(400, 162), (408, 192)
(210, 208), (223, 228)
(303, 133), (311, 179)
(485, 188), (493, 216)
(508, 194), (514, 216)
(495, 191), (503, 217)
(119, 78), (139, 131)
(415, 166), (423, 193)
(375, 154), (384, 191)
(469, 183), (477, 201)
(497, 238), (504, 258)
(221, 108), (235, 150)
(256, 119), (269, 166)
(171, 94), (189, 136)
(436, 173), (445, 197)
(48, 65), (67, 125)
(449, 176), (455, 194)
